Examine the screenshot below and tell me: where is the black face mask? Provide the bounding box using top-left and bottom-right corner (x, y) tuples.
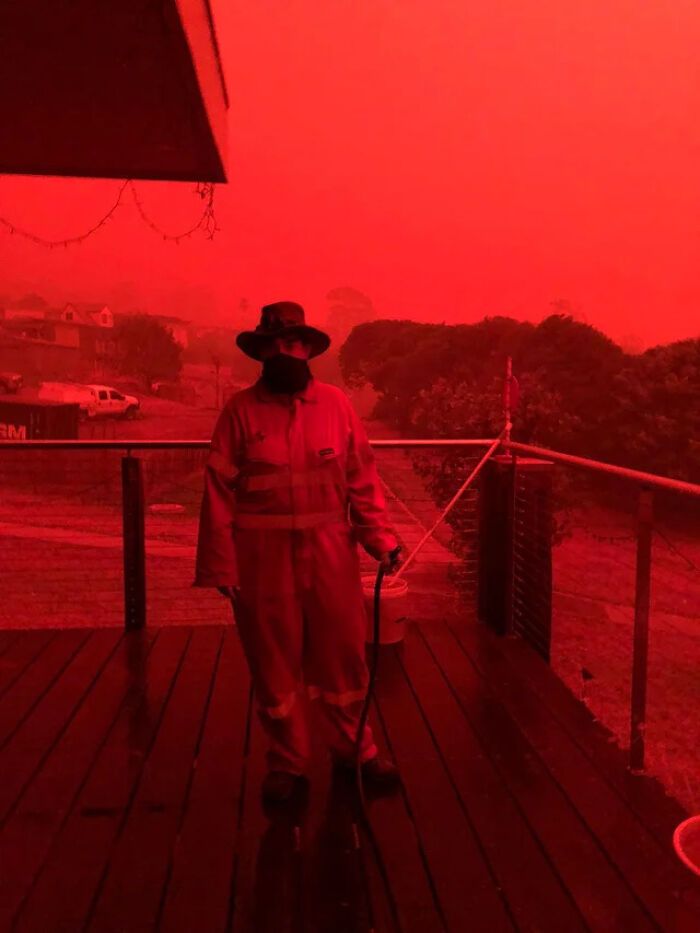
(262, 353), (311, 394)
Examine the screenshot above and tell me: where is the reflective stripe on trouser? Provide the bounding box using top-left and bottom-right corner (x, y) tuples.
(232, 521), (376, 773)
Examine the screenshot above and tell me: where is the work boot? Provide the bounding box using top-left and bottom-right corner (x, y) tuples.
(335, 756), (401, 792)
(360, 756), (401, 790)
(261, 770), (304, 805)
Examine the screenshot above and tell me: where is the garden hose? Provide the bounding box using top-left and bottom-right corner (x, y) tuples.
(352, 548), (402, 932)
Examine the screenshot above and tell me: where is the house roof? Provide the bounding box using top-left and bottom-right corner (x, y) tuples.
(64, 303), (110, 315)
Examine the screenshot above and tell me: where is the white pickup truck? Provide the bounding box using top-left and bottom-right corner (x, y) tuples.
(38, 382), (140, 419)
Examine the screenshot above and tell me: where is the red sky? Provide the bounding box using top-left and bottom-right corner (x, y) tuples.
(1, 1), (699, 349)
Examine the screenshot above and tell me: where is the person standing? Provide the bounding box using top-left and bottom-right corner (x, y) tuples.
(195, 301), (401, 803)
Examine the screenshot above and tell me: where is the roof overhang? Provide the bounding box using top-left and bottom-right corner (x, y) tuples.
(0, 0), (228, 182)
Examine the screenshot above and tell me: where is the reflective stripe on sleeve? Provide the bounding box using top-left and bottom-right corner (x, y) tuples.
(234, 510), (346, 530)
(259, 692), (297, 720)
(207, 450), (239, 483)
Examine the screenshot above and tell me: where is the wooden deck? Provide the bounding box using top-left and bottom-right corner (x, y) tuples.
(1, 620), (699, 932)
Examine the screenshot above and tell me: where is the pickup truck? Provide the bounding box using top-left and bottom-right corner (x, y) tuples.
(38, 382), (140, 419)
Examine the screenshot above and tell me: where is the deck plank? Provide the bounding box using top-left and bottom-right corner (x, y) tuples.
(2, 621), (696, 933)
(14, 627), (190, 933)
(86, 627), (224, 932)
(303, 704), (396, 933)
(496, 631), (692, 842)
(0, 631), (85, 743)
(159, 627), (251, 933)
(375, 644), (515, 932)
(421, 621), (657, 931)
(0, 630), (54, 697)
(364, 698), (446, 932)
(0, 631), (118, 831)
(230, 689), (303, 933)
(0, 630), (153, 926)
(450, 618), (700, 928)
(0, 630), (19, 657)
(401, 624), (587, 932)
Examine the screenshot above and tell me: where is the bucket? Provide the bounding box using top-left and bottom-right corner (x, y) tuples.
(361, 573), (409, 645)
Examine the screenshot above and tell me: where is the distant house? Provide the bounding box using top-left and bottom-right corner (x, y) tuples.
(2, 301), (113, 329)
(0, 308), (117, 378)
(59, 303), (114, 329)
(0, 326), (85, 382)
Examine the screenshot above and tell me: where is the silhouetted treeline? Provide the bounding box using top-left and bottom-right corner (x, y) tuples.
(340, 315), (700, 483)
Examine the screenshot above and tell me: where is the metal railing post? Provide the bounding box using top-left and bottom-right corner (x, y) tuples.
(630, 486), (653, 771)
(122, 453), (146, 631)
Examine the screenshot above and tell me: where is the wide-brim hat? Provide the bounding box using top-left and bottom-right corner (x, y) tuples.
(236, 301), (331, 361)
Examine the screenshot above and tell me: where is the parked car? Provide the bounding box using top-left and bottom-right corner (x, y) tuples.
(0, 372), (23, 394)
(38, 382), (140, 419)
(89, 384), (141, 419)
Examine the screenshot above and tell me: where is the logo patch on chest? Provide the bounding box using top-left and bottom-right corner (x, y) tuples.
(319, 447), (336, 459)
(251, 430), (267, 443)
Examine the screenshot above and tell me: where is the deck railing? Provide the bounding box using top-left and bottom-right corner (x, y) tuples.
(1, 437), (699, 802)
(504, 440), (700, 778)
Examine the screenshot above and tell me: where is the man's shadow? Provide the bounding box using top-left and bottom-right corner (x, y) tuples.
(251, 781), (307, 933)
(252, 772), (375, 933)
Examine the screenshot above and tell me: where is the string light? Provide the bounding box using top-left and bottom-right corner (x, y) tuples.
(129, 181), (219, 242)
(0, 180), (218, 248)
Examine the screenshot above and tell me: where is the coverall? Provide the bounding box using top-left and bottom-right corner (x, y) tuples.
(195, 377), (398, 774)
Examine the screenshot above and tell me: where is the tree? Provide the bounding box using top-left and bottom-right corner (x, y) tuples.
(114, 314), (183, 388)
(600, 338), (700, 482)
(15, 292), (49, 310)
(325, 287), (376, 347)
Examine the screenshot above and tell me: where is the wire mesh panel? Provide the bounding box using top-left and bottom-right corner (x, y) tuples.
(0, 447), (125, 628)
(478, 455), (553, 657)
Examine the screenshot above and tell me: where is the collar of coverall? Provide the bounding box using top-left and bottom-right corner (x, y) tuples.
(253, 376), (319, 405)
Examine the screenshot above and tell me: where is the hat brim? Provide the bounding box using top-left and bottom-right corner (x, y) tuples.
(236, 325), (331, 361)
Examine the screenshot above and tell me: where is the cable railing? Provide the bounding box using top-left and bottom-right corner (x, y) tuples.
(1, 436), (698, 811)
(499, 441), (700, 813)
(0, 438), (487, 631)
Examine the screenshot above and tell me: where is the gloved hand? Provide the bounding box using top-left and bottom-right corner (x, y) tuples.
(379, 546), (402, 575)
